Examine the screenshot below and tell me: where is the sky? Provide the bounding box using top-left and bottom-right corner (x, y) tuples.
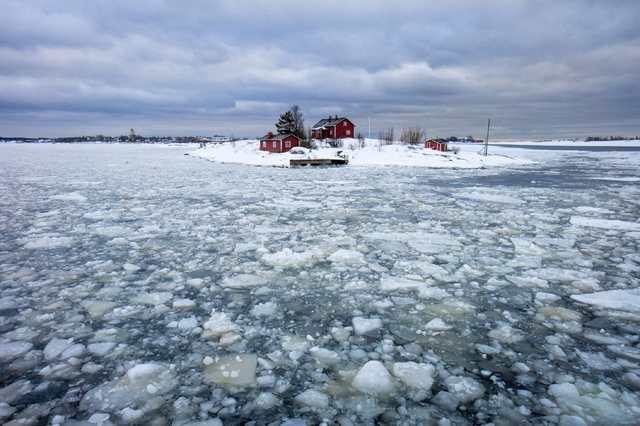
(1, 0), (639, 139)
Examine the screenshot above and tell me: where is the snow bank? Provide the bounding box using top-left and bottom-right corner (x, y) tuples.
(188, 138), (531, 169)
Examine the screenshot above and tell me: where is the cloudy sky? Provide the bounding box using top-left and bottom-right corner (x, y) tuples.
(1, 1), (639, 139)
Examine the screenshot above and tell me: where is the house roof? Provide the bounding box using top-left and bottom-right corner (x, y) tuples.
(311, 117), (352, 129)
(260, 133), (299, 141)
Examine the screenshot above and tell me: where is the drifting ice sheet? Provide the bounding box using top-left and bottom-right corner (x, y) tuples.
(571, 288), (640, 313)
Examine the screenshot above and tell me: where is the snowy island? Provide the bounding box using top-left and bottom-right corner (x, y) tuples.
(189, 138), (533, 168)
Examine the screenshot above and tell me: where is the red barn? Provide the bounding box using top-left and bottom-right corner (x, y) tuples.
(259, 132), (300, 153)
(311, 116), (355, 140)
(425, 139), (448, 152)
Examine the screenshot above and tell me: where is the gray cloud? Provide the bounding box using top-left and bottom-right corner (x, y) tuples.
(1, 0), (639, 138)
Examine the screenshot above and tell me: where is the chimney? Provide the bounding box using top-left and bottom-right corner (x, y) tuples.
(267, 131), (273, 138)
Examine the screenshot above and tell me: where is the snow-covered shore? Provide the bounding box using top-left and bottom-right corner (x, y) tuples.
(189, 138), (533, 168)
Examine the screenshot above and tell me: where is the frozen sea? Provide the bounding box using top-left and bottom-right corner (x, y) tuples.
(1, 143), (640, 425)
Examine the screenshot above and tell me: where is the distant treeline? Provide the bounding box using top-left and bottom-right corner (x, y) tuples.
(585, 136), (639, 141)
(0, 135), (221, 143)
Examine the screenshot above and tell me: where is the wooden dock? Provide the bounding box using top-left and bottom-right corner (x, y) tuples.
(290, 157), (349, 167)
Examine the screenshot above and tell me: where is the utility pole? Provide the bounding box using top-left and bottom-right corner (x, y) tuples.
(368, 117), (371, 140)
(483, 119), (491, 156)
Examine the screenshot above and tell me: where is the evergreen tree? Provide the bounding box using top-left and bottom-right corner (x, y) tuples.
(275, 105), (305, 138)
(276, 110), (296, 135)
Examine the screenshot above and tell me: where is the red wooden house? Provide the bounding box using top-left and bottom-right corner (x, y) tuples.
(425, 139), (448, 152)
(311, 116), (355, 140)
(259, 132), (300, 153)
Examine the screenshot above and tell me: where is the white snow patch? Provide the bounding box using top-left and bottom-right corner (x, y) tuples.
(190, 138), (531, 169)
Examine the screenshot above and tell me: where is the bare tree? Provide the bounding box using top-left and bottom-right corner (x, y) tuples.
(400, 127), (425, 145)
(378, 127), (394, 145)
(291, 105), (305, 139)
(301, 126), (313, 149)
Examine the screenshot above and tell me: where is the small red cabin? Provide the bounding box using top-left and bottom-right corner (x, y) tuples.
(425, 139), (448, 152)
(259, 132), (300, 153)
(311, 116), (355, 140)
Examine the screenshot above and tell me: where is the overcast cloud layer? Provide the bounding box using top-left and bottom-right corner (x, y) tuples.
(1, 0), (639, 138)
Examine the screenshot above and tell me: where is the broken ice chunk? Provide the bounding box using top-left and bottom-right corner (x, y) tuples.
(488, 324), (525, 344)
(82, 300), (117, 318)
(88, 342), (116, 357)
(352, 317), (383, 335)
(328, 249), (365, 265)
(571, 288), (640, 313)
(220, 274), (267, 289)
(202, 311), (238, 338)
(250, 301), (277, 317)
(173, 299), (196, 310)
(352, 361), (395, 395)
(425, 318), (452, 331)
(309, 347), (340, 366)
(80, 363), (176, 413)
(294, 389), (330, 409)
(0, 341), (33, 363)
(444, 376), (485, 403)
(132, 292), (172, 306)
(44, 338), (74, 361)
(203, 354), (257, 387)
(392, 362), (435, 390)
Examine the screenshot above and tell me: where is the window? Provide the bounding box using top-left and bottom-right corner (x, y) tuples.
(344, 121), (347, 126)
(285, 141), (290, 148)
(346, 129), (351, 136)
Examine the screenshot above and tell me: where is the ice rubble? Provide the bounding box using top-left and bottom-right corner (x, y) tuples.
(80, 363), (177, 413)
(2, 143), (640, 424)
(548, 381), (640, 425)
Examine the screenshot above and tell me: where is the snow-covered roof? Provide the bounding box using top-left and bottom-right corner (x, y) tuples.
(312, 117), (352, 129)
(260, 133), (299, 141)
